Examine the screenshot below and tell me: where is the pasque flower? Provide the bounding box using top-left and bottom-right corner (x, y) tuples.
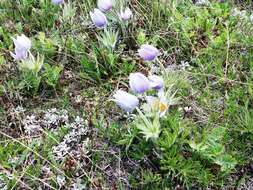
(12, 34), (31, 51)
(97, 0), (113, 12)
(11, 34), (31, 61)
(113, 90), (139, 112)
(148, 75), (164, 90)
(11, 49), (28, 61)
(138, 44), (159, 61)
(52, 0), (64, 4)
(146, 90), (168, 117)
(129, 72), (150, 94)
(90, 9), (108, 28)
(119, 7), (133, 21)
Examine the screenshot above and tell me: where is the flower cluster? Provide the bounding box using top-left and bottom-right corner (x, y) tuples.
(110, 36), (175, 141)
(113, 72), (166, 115)
(112, 71), (178, 140)
(89, 0), (133, 28)
(88, 0), (160, 62)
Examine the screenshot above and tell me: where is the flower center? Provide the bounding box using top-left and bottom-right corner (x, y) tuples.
(159, 102), (167, 112)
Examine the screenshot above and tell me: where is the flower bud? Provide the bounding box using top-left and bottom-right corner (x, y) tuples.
(119, 7), (132, 21)
(90, 9), (108, 28)
(113, 90), (139, 112)
(148, 75), (164, 90)
(129, 72), (150, 94)
(138, 44), (159, 61)
(52, 0), (64, 4)
(97, 0), (113, 12)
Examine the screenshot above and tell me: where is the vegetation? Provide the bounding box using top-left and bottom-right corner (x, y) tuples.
(0, 0), (253, 189)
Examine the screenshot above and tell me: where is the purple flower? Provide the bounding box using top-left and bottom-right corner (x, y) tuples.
(97, 0), (113, 12)
(138, 44), (159, 61)
(148, 75), (164, 90)
(11, 34), (31, 61)
(12, 34), (31, 51)
(52, 0), (64, 4)
(10, 49), (28, 61)
(113, 90), (139, 112)
(119, 7), (132, 21)
(129, 72), (150, 94)
(90, 9), (108, 28)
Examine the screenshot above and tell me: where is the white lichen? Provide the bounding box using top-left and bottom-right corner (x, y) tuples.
(52, 116), (88, 161)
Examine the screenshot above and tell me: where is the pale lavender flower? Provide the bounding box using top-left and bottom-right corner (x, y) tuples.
(52, 0), (64, 4)
(146, 90), (168, 117)
(90, 9), (108, 28)
(138, 44), (159, 61)
(12, 34), (31, 50)
(119, 7), (132, 21)
(113, 90), (139, 112)
(97, 0), (113, 12)
(129, 72), (150, 94)
(10, 49), (28, 61)
(11, 34), (31, 61)
(148, 75), (164, 90)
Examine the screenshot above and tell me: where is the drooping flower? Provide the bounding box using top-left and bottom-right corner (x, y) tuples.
(119, 7), (133, 21)
(90, 9), (108, 28)
(129, 72), (150, 94)
(52, 0), (64, 4)
(113, 90), (139, 112)
(138, 44), (159, 61)
(11, 34), (31, 61)
(148, 75), (164, 90)
(97, 0), (113, 12)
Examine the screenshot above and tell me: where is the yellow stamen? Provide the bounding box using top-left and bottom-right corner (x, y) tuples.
(159, 102), (167, 112)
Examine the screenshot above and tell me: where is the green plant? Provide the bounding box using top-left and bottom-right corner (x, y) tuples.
(97, 29), (118, 51)
(17, 54), (44, 94)
(1, 0), (253, 189)
(189, 127), (237, 173)
(43, 63), (63, 88)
